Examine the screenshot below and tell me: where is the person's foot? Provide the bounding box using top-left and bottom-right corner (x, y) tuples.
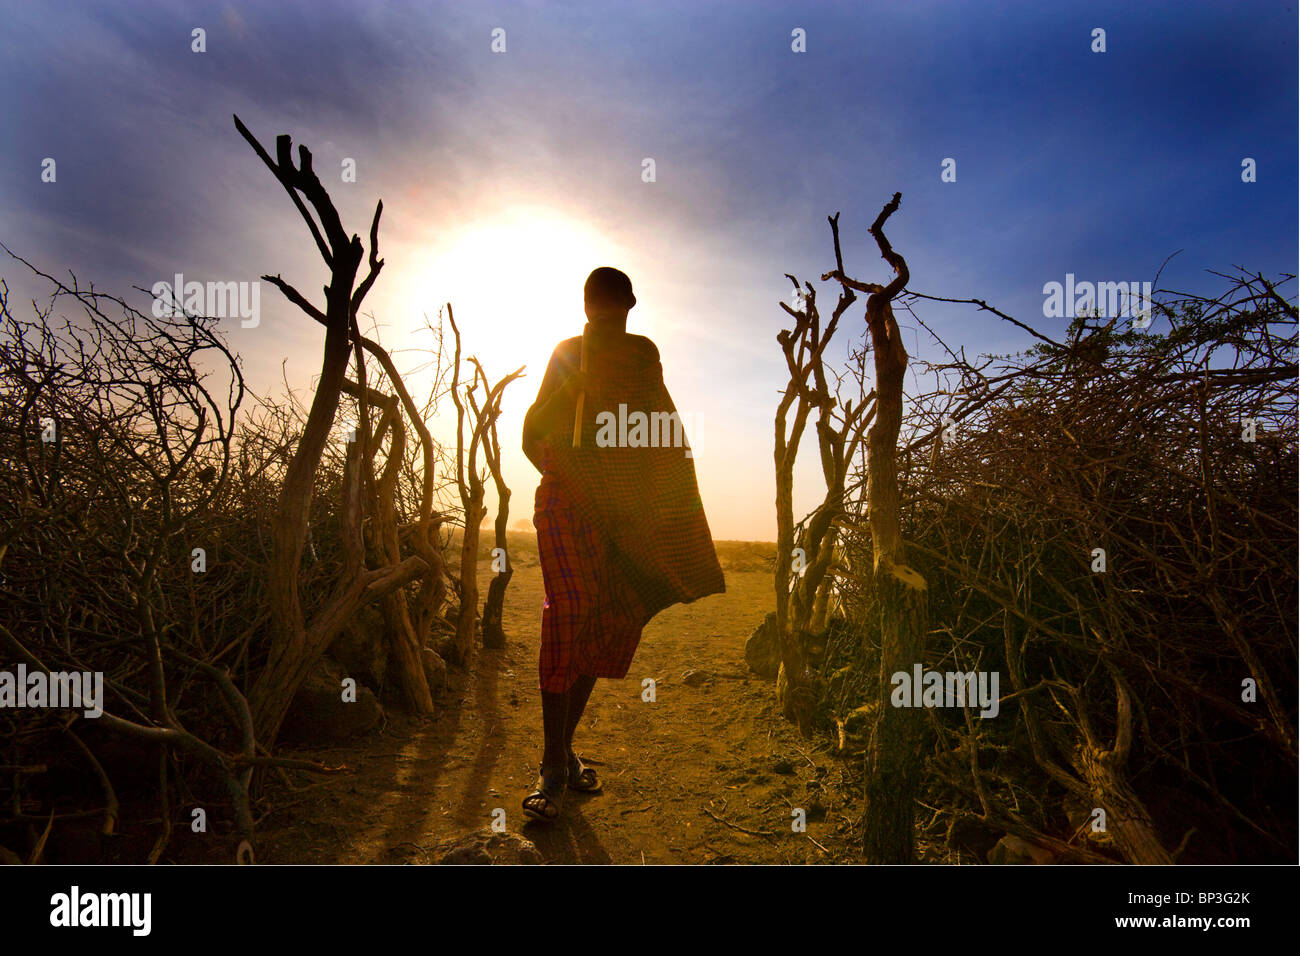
(567, 752), (602, 793)
(522, 763), (567, 823)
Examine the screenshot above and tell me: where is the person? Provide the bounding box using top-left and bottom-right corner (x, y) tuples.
(520, 266), (725, 822)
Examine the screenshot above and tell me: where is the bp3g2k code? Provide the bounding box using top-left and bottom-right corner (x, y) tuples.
(1132, 892), (1250, 906)
(1199, 892), (1250, 904)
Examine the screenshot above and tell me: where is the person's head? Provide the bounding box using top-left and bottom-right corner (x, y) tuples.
(583, 267), (636, 327)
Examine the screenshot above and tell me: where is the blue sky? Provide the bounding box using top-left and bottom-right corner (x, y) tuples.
(2, 0), (1295, 539)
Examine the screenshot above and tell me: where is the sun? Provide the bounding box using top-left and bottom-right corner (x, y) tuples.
(408, 208), (629, 379)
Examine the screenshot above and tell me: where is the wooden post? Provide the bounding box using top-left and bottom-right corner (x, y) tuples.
(851, 192), (931, 864)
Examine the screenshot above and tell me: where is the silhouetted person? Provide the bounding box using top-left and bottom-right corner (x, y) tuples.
(520, 267), (724, 822)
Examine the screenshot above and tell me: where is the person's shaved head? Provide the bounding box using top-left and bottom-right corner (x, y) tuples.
(584, 267), (636, 314)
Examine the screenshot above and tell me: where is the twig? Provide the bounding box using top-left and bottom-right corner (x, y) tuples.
(701, 806), (776, 838)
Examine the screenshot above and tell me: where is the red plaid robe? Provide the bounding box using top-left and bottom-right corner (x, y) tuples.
(529, 329), (725, 693)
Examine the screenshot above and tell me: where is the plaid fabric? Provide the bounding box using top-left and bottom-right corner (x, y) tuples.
(534, 471), (650, 692)
(542, 327), (726, 619)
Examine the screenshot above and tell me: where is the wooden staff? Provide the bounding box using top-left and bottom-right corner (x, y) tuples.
(571, 324), (588, 448)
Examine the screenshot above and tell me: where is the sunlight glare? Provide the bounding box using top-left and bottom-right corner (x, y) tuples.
(413, 209), (629, 378)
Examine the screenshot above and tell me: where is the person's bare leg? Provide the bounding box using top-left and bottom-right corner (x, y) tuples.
(542, 689), (570, 769)
(564, 674), (596, 760)
(523, 690), (570, 821)
(564, 675), (601, 790)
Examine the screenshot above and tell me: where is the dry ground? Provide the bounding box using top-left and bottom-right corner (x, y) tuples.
(250, 535), (868, 864)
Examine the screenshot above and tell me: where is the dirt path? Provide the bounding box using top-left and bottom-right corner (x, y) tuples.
(254, 543), (862, 864)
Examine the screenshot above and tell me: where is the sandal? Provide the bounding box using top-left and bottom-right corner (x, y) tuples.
(568, 754), (602, 793)
(522, 763), (567, 822)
